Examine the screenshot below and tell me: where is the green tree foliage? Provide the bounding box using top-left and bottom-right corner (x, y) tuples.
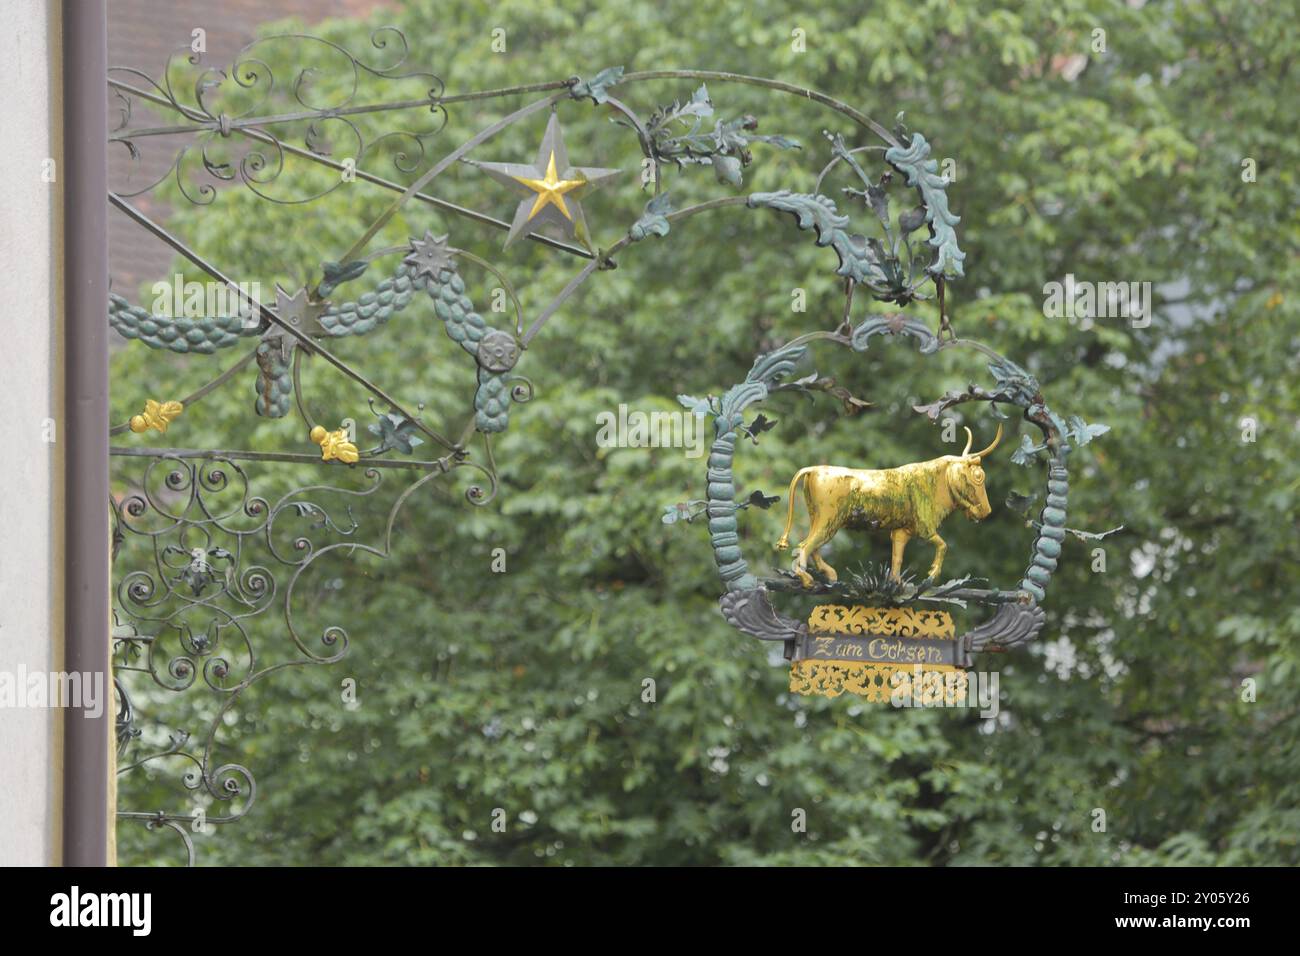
(113, 0), (1298, 865)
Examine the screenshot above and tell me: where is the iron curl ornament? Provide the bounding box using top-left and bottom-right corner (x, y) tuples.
(109, 27), (448, 206)
(106, 25), (1115, 861)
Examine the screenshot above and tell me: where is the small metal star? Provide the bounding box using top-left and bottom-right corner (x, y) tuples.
(466, 111), (621, 249)
(404, 230), (457, 281)
(265, 285), (326, 360)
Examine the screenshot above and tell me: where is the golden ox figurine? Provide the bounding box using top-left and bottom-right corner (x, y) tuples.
(774, 425), (1003, 586)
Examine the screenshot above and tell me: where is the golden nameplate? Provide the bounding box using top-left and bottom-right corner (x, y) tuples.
(789, 605), (969, 703)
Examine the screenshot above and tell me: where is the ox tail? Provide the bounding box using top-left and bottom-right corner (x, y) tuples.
(774, 468), (815, 551)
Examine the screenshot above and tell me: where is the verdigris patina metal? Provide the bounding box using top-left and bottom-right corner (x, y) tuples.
(882, 132), (966, 279)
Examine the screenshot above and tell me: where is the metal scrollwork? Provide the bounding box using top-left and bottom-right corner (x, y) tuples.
(112, 450), (471, 860)
(110, 28), (446, 206)
(850, 312), (939, 354)
(718, 588), (808, 645)
(108, 31), (1094, 854)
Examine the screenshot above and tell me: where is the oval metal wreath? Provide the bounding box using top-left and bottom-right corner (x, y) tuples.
(706, 319), (1075, 667)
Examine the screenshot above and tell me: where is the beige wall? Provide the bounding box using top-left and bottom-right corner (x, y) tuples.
(0, 0), (62, 866)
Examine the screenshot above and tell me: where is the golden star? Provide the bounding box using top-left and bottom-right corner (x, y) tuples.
(512, 151), (585, 222)
(468, 112), (621, 248)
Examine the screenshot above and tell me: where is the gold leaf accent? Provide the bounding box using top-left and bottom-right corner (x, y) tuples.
(309, 424), (359, 464)
(807, 605), (955, 639)
(128, 399), (184, 434)
(789, 660), (967, 703)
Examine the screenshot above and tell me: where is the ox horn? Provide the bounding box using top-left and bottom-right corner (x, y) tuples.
(961, 427), (974, 456)
(969, 423), (1004, 459)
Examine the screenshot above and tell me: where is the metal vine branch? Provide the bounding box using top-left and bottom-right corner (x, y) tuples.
(107, 27), (1107, 863)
